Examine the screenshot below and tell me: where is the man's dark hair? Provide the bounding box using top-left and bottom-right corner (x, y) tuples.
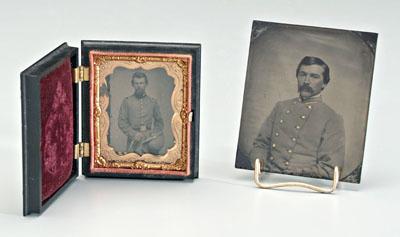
(131, 71), (148, 85)
(296, 56), (330, 85)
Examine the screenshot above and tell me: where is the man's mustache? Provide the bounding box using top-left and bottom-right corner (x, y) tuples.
(299, 84), (314, 93)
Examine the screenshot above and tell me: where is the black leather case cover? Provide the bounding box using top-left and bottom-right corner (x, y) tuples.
(21, 43), (79, 215)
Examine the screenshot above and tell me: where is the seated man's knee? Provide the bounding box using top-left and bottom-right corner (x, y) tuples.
(146, 135), (164, 154)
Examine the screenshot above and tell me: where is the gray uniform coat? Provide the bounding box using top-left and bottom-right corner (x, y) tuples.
(118, 93), (164, 154)
(250, 96), (345, 179)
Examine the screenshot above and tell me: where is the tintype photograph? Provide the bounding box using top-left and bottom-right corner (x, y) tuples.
(235, 21), (377, 183)
(88, 49), (196, 177)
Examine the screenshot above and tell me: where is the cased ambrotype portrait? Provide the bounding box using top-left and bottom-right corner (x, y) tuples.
(109, 68), (174, 156)
(88, 50), (195, 177)
(235, 21), (377, 183)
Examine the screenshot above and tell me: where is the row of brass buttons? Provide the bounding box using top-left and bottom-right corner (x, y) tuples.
(269, 103), (313, 167)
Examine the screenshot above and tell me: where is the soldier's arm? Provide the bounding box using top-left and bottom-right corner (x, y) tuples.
(249, 102), (279, 168)
(118, 99), (137, 139)
(152, 101), (164, 134)
(313, 114), (345, 179)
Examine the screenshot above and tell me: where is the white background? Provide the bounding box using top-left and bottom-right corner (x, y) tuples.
(1, 0), (399, 236)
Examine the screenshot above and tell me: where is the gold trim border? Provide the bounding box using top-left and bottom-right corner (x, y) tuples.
(89, 52), (192, 175)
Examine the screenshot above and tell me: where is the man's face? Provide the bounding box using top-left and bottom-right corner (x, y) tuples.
(297, 64), (326, 99)
(133, 77), (147, 96)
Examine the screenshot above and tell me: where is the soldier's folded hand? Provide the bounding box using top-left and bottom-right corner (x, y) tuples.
(133, 132), (145, 142)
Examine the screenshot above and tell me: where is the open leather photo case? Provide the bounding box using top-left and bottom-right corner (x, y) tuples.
(21, 41), (201, 215)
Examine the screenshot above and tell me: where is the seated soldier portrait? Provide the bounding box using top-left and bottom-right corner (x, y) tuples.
(117, 71), (165, 155)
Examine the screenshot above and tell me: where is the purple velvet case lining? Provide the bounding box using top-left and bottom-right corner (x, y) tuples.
(40, 58), (74, 201)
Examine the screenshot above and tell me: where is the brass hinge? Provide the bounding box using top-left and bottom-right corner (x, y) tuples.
(74, 142), (90, 159)
(73, 66), (89, 83)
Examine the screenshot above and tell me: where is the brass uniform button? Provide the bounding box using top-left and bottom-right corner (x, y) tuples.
(288, 149), (292, 153)
(275, 132), (279, 137)
(270, 156), (274, 160)
(292, 137), (296, 142)
(296, 125), (301, 130)
(279, 119), (284, 124)
(286, 110), (290, 114)
(307, 105), (312, 109)
(272, 143), (276, 148)
(301, 115), (306, 119)
(285, 161), (289, 166)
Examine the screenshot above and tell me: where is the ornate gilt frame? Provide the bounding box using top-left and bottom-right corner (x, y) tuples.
(89, 51), (192, 176)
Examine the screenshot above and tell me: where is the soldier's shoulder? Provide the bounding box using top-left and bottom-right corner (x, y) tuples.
(278, 98), (300, 107)
(124, 94), (136, 101)
(319, 102), (343, 120)
(122, 95), (141, 105)
(146, 95), (159, 104)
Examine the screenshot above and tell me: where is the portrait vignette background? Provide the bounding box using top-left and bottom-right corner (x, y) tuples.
(236, 21), (377, 182)
(107, 67), (175, 154)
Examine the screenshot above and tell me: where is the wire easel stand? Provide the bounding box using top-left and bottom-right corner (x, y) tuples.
(254, 159), (339, 193)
